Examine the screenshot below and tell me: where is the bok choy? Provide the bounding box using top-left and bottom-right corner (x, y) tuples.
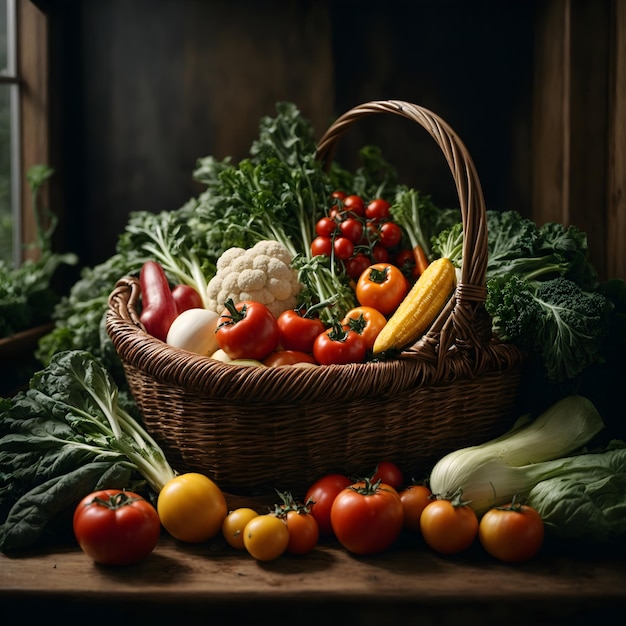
(428, 395), (604, 515)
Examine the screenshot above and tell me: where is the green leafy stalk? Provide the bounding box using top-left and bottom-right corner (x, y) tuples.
(0, 350), (176, 552)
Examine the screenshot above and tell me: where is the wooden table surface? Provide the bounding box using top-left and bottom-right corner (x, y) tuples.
(1, 530), (625, 626)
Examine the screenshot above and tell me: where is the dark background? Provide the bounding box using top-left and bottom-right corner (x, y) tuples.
(40, 0), (535, 269)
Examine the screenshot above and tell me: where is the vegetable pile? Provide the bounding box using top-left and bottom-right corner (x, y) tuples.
(1, 102), (625, 564)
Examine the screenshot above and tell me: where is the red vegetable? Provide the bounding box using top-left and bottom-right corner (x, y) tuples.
(330, 480), (404, 555)
(313, 322), (367, 365)
(215, 298), (280, 361)
(305, 473), (352, 536)
(139, 260), (179, 342)
(73, 490), (161, 565)
(277, 306), (326, 353)
(171, 284), (204, 313)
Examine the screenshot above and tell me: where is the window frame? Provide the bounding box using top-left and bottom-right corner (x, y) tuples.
(1, 0), (49, 265)
(18, 0), (49, 264)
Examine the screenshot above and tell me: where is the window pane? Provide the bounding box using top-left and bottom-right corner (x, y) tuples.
(0, 83), (12, 264)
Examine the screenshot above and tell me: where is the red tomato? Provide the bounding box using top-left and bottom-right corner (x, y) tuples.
(339, 217), (364, 244)
(378, 221), (403, 249)
(330, 190), (347, 201)
(310, 236), (333, 257)
(371, 460), (404, 490)
(305, 473), (352, 536)
(341, 306), (387, 351)
(342, 194), (365, 217)
(276, 308), (326, 353)
(420, 496), (479, 555)
(478, 501), (544, 562)
(333, 236), (354, 261)
(399, 484), (433, 532)
(215, 299), (280, 361)
(73, 490), (161, 565)
(313, 323), (367, 365)
(171, 284), (204, 314)
(344, 253), (372, 281)
(371, 244), (390, 263)
(394, 248), (418, 280)
(263, 350), (318, 367)
(366, 198), (391, 220)
(355, 263), (409, 316)
(316, 217), (338, 238)
(330, 481), (404, 555)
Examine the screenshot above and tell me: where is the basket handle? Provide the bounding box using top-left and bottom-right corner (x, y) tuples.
(316, 100), (491, 361)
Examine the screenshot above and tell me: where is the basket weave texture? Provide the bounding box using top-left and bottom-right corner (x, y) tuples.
(106, 100), (525, 496)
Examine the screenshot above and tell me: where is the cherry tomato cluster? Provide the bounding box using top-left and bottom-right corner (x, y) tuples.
(311, 191), (416, 280)
(222, 492), (320, 561)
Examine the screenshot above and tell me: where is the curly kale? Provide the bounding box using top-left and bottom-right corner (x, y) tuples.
(486, 275), (613, 381)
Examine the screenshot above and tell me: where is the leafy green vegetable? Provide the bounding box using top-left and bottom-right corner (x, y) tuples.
(428, 395), (606, 515)
(0, 350), (175, 552)
(429, 209), (619, 384)
(487, 276), (613, 381)
(527, 440), (626, 545)
(0, 165), (77, 338)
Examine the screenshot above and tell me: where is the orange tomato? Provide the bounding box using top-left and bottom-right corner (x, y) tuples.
(341, 306), (387, 350)
(355, 263), (408, 316)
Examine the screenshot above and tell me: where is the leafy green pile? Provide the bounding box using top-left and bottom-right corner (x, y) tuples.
(431, 209), (623, 384)
(0, 166), (77, 338)
(527, 440), (626, 545)
(0, 350), (175, 552)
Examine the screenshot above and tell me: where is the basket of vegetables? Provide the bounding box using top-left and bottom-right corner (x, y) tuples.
(106, 100), (526, 495)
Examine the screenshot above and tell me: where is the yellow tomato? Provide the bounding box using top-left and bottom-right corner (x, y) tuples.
(222, 507), (259, 550)
(243, 514), (289, 561)
(157, 472), (227, 543)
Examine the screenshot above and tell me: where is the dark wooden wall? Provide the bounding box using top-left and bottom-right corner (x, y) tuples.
(42, 0), (537, 269)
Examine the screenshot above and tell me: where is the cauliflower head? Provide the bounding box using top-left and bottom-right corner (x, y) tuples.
(206, 240), (301, 318)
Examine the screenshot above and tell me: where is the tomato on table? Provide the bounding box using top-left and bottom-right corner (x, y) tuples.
(370, 460), (404, 490)
(341, 306), (387, 351)
(478, 499), (544, 562)
(313, 322), (367, 365)
(222, 507), (259, 550)
(356, 263), (408, 316)
(243, 514), (290, 561)
(157, 472), (227, 543)
(305, 473), (352, 536)
(73, 489), (161, 565)
(399, 483), (433, 532)
(215, 298), (280, 361)
(420, 492), (479, 554)
(273, 491), (320, 555)
(330, 480), (404, 555)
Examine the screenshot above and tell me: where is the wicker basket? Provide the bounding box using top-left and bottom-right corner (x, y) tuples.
(106, 100), (525, 496)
